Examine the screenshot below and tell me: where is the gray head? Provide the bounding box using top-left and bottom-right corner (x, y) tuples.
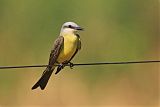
(60, 22), (83, 34)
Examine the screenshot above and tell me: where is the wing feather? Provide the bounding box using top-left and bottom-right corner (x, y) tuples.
(48, 36), (64, 67)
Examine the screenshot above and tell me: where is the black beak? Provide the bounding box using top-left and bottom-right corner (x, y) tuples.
(74, 26), (84, 31)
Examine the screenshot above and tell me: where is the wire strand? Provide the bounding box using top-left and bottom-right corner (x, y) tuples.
(0, 60), (159, 69)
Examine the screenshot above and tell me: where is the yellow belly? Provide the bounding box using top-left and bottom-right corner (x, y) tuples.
(57, 34), (78, 63)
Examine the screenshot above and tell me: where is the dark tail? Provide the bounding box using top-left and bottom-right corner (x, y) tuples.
(32, 67), (55, 90)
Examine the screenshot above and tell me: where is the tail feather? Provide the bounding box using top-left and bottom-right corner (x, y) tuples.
(32, 67), (55, 90)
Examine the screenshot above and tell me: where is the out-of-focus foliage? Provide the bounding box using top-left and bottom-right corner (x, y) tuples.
(0, 0), (159, 106)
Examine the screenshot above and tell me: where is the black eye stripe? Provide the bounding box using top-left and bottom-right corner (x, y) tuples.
(64, 25), (74, 29)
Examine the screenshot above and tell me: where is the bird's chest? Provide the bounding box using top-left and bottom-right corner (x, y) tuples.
(57, 35), (78, 63)
(64, 35), (77, 50)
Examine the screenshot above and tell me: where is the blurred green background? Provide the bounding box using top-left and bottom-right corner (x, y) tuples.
(0, 0), (159, 106)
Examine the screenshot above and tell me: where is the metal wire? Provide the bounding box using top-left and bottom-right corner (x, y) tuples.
(0, 60), (159, 69)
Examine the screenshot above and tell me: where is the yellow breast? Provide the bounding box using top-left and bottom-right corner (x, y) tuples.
(57, 34), (78, 63)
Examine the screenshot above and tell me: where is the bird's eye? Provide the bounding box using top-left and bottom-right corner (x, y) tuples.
(68, 25), (72, 28)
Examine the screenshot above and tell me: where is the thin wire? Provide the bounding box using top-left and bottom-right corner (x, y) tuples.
(0, 60), (159, 69)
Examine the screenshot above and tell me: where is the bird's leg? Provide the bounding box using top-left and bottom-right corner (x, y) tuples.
(55, 61), (74, 75)
(68, 62), (74, 69)
(55, 63), (65, 74)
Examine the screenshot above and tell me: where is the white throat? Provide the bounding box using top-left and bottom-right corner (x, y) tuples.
(60, 28), (77, 36)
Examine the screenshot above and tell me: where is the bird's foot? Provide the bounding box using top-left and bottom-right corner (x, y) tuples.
(68, 62), (74, 69)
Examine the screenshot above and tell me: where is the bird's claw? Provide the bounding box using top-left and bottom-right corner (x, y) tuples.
(68, 62), (74, 69)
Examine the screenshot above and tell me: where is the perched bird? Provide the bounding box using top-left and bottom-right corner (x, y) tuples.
(32, 22), (83, 90)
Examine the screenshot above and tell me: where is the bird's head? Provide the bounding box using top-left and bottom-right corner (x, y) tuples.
(60, 22), (83, 35)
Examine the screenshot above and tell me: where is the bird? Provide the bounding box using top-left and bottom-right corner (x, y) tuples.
(32, 22), (83, 90)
